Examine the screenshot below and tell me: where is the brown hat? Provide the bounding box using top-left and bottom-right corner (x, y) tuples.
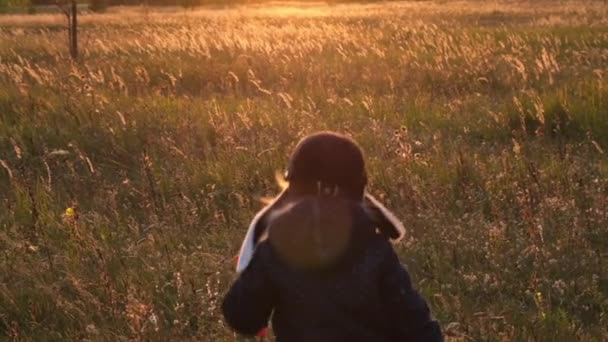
(285, 132), (366, 200)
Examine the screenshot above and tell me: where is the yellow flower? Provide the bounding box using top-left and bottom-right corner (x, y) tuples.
(65, 207), (75, 217)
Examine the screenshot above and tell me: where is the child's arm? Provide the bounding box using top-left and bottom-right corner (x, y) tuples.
(222, 244), (275, 336)
(378, 241), (444, 341)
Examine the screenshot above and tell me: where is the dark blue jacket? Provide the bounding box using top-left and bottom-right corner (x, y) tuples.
(222, 201), (443, 341)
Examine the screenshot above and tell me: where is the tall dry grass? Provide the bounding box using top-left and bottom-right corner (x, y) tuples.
(0, 1), (607, 340)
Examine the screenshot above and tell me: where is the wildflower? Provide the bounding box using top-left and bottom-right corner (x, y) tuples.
(62, 206), (78, 224)
(552, 279), (566, 296)
(85, 324), (99, 335)
(463, 274), (478, 283)
(149, 312), (159, 332)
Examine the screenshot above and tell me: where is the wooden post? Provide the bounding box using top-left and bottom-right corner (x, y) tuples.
(69, 0), (78, 59)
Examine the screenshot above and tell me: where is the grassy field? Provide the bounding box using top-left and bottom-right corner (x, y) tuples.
(1, 1), (607, 340)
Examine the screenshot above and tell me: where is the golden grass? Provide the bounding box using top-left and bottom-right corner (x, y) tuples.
(0, 1), (607, 340)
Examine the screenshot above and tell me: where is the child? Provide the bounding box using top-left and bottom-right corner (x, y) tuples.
(222, 132), (443, 341)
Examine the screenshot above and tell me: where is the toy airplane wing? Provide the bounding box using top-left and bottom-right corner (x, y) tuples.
(236, 189), (288, 273)
(236, 190), (405, 273)
(363, 192), (406, 242)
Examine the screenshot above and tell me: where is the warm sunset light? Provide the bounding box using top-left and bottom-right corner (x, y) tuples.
(1, 0), (607, 340)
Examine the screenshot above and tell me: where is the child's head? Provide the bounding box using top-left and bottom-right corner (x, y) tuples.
(285, 132), (367, 200)
(236, 131), (405, 273)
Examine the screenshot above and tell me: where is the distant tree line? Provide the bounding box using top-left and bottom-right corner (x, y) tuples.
(2, 0), (390, 13)
(26, 0), (386, 9)
(29, 0), (243, 5)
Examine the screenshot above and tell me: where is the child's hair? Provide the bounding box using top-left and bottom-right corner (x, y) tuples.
(236, 131), (405, 272)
